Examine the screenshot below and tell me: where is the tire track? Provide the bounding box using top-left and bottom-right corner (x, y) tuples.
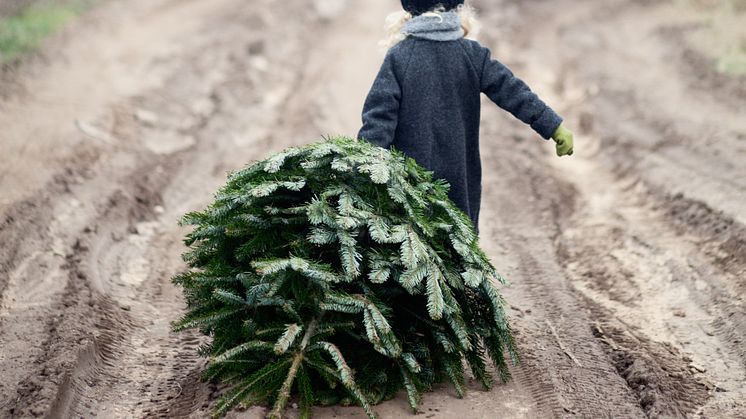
(550, 159), (746, 416)
(4, 0), (744, 417)
(476, 0), (746, 416)
(478, 143), (646, 418)
(47, 0), (330, 416)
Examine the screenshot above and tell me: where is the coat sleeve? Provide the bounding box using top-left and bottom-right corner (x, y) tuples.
(478, 45), (563, 140)
(357, 51), (402, 149)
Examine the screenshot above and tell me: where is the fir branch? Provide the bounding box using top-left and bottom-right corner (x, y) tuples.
(297, 364), (315, 419)
(461, 267), (486, 288)
(212, 359), (292, 418)
(312, 341), (376, 419)
(441, 353), (466, 398)
(213, 289), (246, 306)
(402, 353), (422, 374)
(172, 307), (244, 332)
(212, 341), (274, 364)
(249, 178), (307, 198)
(268, 352), (304, 419)
(400, 366), (421, 413)
(273, 324), (303, 355)
(465, 342), (494, 390)
(425, 262), (446, 320)
(399, 263), (428, 294)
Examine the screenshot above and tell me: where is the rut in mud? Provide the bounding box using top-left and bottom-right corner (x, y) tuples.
(1, 0), (744, 418)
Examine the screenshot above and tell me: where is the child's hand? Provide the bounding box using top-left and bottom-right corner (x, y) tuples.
(552, 125), (574, 157)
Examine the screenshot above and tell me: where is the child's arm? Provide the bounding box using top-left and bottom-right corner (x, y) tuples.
(477, 44), (573, 156)
(358, 51), (402, 149)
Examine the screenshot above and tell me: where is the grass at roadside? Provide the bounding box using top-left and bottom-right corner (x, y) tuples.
(709, 0), (746, 76)
(717, 45), (746, 76)
(680, 0), (746, 76)
(0, 2), (87, 63)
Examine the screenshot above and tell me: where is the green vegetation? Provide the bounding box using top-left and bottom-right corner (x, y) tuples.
(681, 0), (746, 76)
(711, 0), (746, 75)
(173, 137), (518, 418)
(0, 2), (85, 63)
(716, 38), (746, 76)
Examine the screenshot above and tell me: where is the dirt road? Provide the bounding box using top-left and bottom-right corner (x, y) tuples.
(1, 0), (744, 417)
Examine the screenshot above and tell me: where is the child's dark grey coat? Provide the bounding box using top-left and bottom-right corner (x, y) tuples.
(358, 37), (563, 234)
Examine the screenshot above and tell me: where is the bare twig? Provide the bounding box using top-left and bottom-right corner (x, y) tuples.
(592, 321), (620, 351)
(546, 320), (582, 367)
(75, 119), (116, 145)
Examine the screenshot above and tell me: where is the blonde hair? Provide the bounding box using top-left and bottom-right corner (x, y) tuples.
(380, 3), (481, 50)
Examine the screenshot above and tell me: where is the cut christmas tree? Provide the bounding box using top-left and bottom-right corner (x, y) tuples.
(172, 136), (519, 418)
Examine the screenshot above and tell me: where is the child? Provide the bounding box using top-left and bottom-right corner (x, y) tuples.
(358, 0), (574, 235)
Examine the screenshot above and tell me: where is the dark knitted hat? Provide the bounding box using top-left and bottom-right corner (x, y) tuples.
(401, 0), (465, 15)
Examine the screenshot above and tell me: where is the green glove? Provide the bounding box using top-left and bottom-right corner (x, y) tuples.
(552, 125), (574, 157)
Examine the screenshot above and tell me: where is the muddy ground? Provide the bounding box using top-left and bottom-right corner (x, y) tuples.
(1, 0), (744, 417)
